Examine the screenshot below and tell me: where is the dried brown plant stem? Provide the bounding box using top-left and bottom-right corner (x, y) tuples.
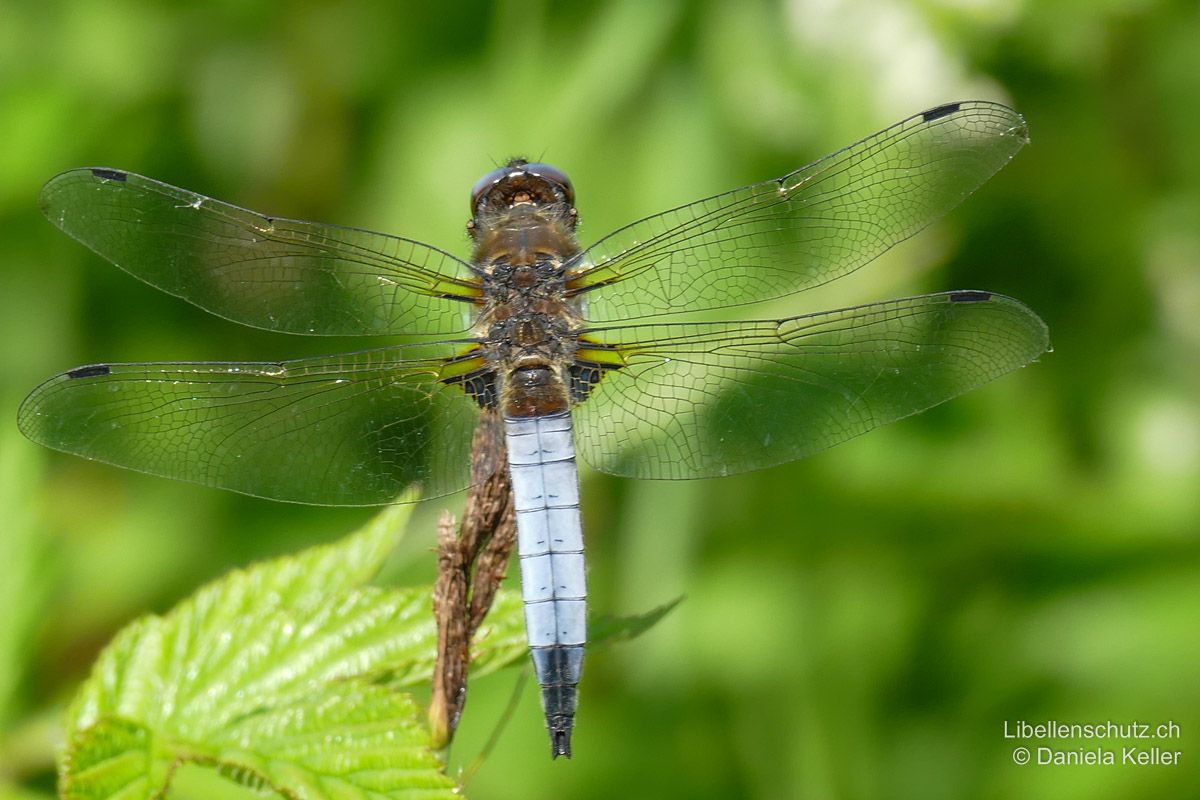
(429, 410), (516, 751)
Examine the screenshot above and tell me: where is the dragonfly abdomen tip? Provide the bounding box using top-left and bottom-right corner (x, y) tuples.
(550, 723), (573, 759)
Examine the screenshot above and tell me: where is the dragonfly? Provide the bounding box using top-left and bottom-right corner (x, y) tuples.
(19, 100), (1048, 759)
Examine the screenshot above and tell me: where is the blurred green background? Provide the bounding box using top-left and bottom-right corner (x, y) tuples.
(1, 0), (1197, 798)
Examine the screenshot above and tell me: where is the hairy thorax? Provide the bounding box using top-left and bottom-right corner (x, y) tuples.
(472, 205), (584, 418)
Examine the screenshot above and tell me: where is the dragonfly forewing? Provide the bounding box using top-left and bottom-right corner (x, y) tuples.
(39, 168), (483, 337)
(571, 101), (1028, 322)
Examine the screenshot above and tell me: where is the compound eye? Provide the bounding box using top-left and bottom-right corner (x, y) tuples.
(470, 166), (512, 211)
(524, 162), (574, 205)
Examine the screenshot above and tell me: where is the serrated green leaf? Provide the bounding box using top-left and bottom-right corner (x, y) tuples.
(61, 505), (457, 800)
(59, 501), (675, 799)
(60, 718), (158, 800)
(211, 685), (455, 799)
(67, 618), (168, 732)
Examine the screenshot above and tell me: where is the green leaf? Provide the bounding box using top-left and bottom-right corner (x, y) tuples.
(58, 499), (678, 800)
(589, 597), (683, 646)
(61, 718), (158, 800)
(60, 504), (465, 800)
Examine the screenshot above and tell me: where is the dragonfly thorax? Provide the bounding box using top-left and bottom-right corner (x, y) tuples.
(482, 312), (578, 370)
(485, 260), (566, 302)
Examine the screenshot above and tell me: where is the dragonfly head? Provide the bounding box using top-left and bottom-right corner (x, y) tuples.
(469, 159), (576, 238)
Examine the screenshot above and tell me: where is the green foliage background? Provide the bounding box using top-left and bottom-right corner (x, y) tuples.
(1, 1), (1197, 798)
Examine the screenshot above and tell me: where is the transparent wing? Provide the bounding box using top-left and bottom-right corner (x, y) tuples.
(571, 101), (1028, 321)
(17, 344), (494, 505)
(572, 291), (1048, 479)
(40, 168), (482, 336)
